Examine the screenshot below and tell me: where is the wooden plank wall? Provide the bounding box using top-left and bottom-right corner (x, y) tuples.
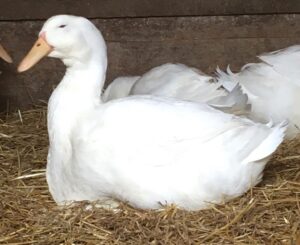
(0, 1), (300, 111)
(1, 0), (300, 19)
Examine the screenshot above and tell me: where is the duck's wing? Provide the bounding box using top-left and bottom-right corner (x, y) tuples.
(78, 96), (285, 168)
(131, 63), (226, 103)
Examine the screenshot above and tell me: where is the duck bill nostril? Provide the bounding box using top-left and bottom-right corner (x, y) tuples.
(0, 44), (13, 63)
(17, 37), (53, 73)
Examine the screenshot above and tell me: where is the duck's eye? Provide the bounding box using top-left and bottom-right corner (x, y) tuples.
(58, 25), (66, 28)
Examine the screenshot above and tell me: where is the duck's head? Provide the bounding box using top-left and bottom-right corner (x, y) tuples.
(18, 15), (107, 72)
(0, 43), (13, 63)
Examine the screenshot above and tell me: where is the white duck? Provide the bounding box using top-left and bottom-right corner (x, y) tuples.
(0, 43), (12, 63)
(103, 63), (249, 115)
(18, 15), (286, 211)
(217, 45), (300, 139)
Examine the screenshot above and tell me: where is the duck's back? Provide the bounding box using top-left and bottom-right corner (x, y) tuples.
(259, 45), (300, 84)
(69, 96), (285, 210)
(130, 63), (226, 102)
(90, 96), (282, 163)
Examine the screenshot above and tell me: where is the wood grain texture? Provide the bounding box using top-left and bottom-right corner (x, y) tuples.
(0, 0), (300, 20)
(1, 14), (300, 110)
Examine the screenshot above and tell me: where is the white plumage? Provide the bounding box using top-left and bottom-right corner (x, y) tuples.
(104, 63), (250, 115)
(217, 45), (300, 138)
(102, 76), (140, 102)
(18, 15), (286, 210)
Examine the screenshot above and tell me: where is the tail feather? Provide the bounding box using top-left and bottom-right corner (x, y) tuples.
(216, 66), (238, 92)
(208, 84), (251, 116)
(243, 120), (287, 164)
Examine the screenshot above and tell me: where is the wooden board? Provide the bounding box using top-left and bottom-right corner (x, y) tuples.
(1, 14), (300, 111)
(0, 0), (300, 20)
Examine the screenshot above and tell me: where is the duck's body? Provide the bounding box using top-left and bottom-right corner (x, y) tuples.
(48, 90), (285, 210)
(19, 15), (286, 210)
(103, 64), (224, 103)
(217, 45), (300, 138)
(104, 63), (249, 115)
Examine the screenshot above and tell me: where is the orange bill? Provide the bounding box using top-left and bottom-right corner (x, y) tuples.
(18, 37), (52, 73)
(0, 43), (13, 63)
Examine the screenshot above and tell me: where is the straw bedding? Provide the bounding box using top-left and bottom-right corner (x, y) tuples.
(0, 107), (299, 244)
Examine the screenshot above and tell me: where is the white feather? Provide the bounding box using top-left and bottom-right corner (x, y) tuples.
(102, 76), (140, 102)
(104, 63), (249, 115)
(216, 46), (300, 138)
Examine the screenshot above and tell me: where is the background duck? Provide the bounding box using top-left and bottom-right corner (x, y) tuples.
(103, 75), (140, 102)
(217, 45), (300, 139)
(103, 63), (250, 116)
(18, 15), (286, 211)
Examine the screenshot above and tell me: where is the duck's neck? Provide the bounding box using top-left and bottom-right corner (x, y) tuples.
(48, 57), (107, 144)
(62, 61), (106, 101)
